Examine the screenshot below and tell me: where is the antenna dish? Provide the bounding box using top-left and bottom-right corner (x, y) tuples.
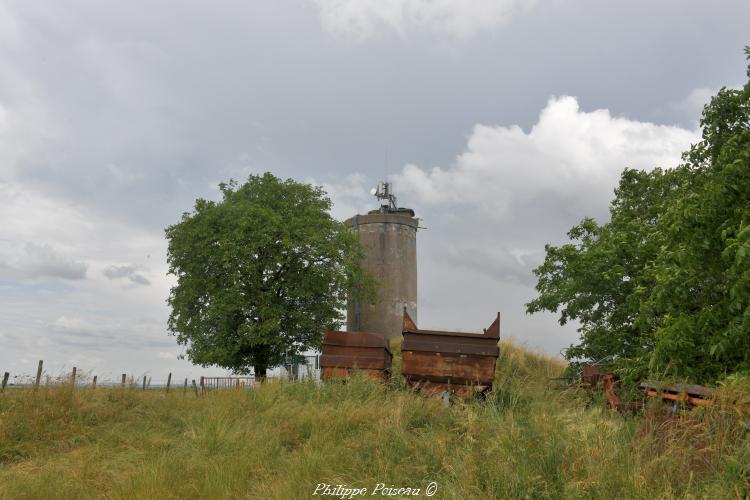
(370, 188), (377, 196)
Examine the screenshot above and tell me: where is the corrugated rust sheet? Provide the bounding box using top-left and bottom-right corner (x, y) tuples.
(320, 331), (393, 381)
(400, 309), (500, 397)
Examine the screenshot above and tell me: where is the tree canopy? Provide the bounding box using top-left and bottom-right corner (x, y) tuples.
(165, 172), (375, 377)
(527, 48), (750, 383)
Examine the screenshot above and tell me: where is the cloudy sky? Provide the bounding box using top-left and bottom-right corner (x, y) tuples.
(1, 1), (748, 382)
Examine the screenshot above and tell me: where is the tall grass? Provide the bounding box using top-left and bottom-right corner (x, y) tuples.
(1, 341), (749, 499)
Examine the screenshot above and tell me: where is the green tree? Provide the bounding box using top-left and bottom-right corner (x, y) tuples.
(526, 168), (681, 375)
(643, 50), (750, 380)
(527, 47), (750, 383)
(165, 172), (375, 378)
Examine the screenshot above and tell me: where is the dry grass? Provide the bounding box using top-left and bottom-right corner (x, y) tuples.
(1, 341), (749, 499)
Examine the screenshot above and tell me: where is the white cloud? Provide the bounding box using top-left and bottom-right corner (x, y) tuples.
(674, 87), (716, 119)
(394, 96), (698, 221)
(312, 0), (536, 41)
(387, 96), (699, 349)
(667, 86), (741, 127)
(315, 173), (372, 220)
(52, 316), (96, 334)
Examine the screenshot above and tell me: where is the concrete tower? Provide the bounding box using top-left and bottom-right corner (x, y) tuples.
(346, 182), (418, 341)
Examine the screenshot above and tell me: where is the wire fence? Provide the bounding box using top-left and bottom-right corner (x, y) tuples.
(0, 357), (322, 395)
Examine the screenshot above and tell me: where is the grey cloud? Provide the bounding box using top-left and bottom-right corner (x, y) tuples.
(0, 243), (87, 281)
(444, 246), (543, 286)
(48, 315), (171, 351)
(7, 1), (747, 237)
(129, 274), (151, 286)
(103, 265), (136, 279)
(103, 265), (151, 286)
(312, 0), (536, 41)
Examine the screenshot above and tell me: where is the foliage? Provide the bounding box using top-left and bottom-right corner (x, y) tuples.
(165, 172), (375, 377)
(527, 48), (750, 383)
(526, 168), (680, 376)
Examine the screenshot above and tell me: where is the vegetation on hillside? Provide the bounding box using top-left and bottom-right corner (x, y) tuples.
(2, 342), (749, 499)
(527, 47), (750, 383)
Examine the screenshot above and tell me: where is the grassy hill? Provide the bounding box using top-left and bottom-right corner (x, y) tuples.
(1, 341), (749, 499)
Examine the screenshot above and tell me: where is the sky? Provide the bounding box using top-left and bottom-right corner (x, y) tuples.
(1, 0), (748, 383)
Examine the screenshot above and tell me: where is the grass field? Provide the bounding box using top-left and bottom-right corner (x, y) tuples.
(1, 342), (749, 499)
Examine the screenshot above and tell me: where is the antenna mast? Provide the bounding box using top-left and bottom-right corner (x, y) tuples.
(371, 181), (397, 213)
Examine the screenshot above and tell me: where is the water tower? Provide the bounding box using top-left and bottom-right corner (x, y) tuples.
(346, 182), (418, 341)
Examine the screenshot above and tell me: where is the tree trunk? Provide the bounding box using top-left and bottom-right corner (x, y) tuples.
(254, 365), (267, 382)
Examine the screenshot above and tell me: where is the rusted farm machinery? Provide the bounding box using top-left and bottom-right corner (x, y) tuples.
(640, 382), (749, 422)
(319, 310), (501, 399)
(400, 310), (500, 398)
(640, 381), (716, 409)
(320, 331), (393, 381)
(561, 363), (750, 430)
(572, 364), (629, 412)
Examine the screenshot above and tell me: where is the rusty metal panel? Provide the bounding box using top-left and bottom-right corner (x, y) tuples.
(400, 310), (500, 395)
(320, 331), (393, 380)
(321, 366), (389, 381)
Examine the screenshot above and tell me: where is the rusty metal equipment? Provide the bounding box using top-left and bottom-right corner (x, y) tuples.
(601, 374), (625, 411)
(640, 382), (716, 408)
(399, 309), (500, 398)
(581, 365), (605, 388)
(640, 381), (750, 429)
(555, 363), (633, 412)
(320, 330), (393, 381)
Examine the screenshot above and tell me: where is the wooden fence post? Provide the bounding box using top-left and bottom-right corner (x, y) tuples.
(200, 376), (205, 396)
(1, 372), (9, 393)
(71, 367), (77, 388)
(92, 375), (97, 390)
(142, 375), (147, 391)
(121, 373), (127, 387)
(183, 377), (188, 396)
(34, 360), (43, 390)
(166, 373), (172, 394)
(192, 379), (199, 397)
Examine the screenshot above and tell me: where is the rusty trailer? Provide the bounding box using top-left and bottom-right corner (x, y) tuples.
(320, 331), (393, 381)
(400, 309), (500, 398)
